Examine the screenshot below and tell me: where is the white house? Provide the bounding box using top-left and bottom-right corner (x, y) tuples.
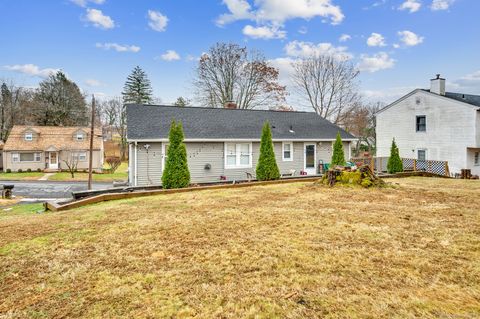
(376, 75), (480, 176)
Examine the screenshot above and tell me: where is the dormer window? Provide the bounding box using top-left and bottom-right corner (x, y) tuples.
(76, 132), (85, 141)
(25, 132), (33, 141)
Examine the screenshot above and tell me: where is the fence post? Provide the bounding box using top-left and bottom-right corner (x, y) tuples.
(413, 159), (417, 171)
(428, 161), (432, 173)
(370, 157), (375, 172)
(444, 162), (449, 176)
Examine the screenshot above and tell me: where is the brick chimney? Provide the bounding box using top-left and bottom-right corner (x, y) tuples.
(224, 100), (237, 109)
(430, 74), (446, 96)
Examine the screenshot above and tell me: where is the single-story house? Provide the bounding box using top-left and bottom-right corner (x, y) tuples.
(376, 74), (480, 176)
(127, 104), (356, 186)
(3, 125), (104, 172)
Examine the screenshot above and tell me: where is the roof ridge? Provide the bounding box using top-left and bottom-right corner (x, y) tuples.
(127, 103), (315, 114)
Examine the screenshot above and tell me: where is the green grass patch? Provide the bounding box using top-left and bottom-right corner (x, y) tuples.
(48, 162), (128, 182)
(0, 172), (44, 181)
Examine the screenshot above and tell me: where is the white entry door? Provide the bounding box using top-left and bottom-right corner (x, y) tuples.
(304, 144), (317, 175)
(49, 152), (59, 169)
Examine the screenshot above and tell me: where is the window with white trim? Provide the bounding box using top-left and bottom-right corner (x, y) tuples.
(13, 152), (41, 162)
(76, 132), (85, 141)
(475, 152), (479, 166)
(25, 132), (33, 141)
(417, 149), (426, 161)
(282, 142), (293, 161)
(225, 143), (252, 168)
(73, 152), (87, 162)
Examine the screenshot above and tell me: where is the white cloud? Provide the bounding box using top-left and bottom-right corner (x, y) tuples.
(285, 40), (352, 59)
(242, 25), (286, 39)
(431, 0), (455, 10)
(363, 86), (417, 102)
(269, 57), (296, 85)
(451, 70), (480, 93)
(217, 0), (344, 26)
(358, 52), (395, 72)
(95, 42), (140, 52)
(148, 10), (168, 32)
(393, 43), (400, 49)
(70, 0), (105, 7)
(159, 50), (181, 61)
(85, 79), (103, 87)
(398, 0), (422, 13)
(398, 30), (424, 46)
(367, 33), (386, 47)
(85, 8), (114, 29)
(339, 34), (351, 42)
(298, 26), (308, 34)
(4, 64), (59, 78)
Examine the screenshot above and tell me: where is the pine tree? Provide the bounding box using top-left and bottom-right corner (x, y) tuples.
(173, 97), (190, 107)
(387, 138), (403, 173)
(331, 132), (346, 166)
(161, 120), (191, 189)
(256, 122), (280, 181)
(122, 66), (153, 104)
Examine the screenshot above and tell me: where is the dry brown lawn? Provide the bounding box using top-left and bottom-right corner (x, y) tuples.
(0, 177), (479, 318)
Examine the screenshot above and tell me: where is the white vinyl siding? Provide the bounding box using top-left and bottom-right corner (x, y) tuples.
(224, 143), (252, 169)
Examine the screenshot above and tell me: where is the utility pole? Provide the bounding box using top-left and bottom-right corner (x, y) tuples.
(87, 95), (95, 190)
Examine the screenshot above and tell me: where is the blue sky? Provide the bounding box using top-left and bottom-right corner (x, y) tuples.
(1, 0), (479, 108)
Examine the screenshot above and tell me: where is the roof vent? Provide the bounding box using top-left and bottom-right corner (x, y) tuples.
(289, 125), (295, 133)
(462, 94), (465, 99)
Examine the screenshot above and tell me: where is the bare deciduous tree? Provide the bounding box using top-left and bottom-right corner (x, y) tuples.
(62, 150), (80, 178)
(99, 97), (128, 160)
(292, 54), (360, 124)
(194, 42), (286, 109)
(343, 101), (385, 156)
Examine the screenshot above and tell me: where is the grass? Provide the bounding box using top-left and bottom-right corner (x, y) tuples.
(0, 172), (44, 181)
(0, 177), (479, 318)
(47, 162), (128, 182)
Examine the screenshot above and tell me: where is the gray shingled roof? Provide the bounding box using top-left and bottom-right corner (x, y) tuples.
(422, 90), (480, 107)
(127, 104), (355, 140)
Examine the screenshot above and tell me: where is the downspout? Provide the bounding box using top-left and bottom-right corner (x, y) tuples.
(128, 143), (132, 185)
(134, 141), (138, 186)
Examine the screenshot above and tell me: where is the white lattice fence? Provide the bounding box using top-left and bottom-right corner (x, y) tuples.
(351, 157), (449, 176)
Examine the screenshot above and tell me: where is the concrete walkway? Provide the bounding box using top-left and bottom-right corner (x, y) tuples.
(38, 173), (55, 181)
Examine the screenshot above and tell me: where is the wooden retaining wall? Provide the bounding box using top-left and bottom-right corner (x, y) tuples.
(45, 177), (321, 212)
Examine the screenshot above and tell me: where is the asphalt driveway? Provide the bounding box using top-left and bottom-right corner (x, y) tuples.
(0, 180), (114, 199)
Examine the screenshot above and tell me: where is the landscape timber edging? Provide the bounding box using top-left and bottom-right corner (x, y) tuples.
(44, 177), (321, 212)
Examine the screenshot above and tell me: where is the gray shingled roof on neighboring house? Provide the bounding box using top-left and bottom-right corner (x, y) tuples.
(422, 90), (480, 107)
(127, 104), (356, 140)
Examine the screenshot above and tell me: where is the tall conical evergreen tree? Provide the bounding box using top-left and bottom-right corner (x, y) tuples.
(331, 132), (346, 166)
(161, 121), (191, 189)
(256, 122), (280, 181)
(387, 138), (403, 173)
(122, 66), (153, 104)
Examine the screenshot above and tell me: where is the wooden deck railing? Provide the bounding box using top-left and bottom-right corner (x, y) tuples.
(351, 157), (450, 176)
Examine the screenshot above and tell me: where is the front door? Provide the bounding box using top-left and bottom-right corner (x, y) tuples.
(49, 152), (58, 169)
(304, 144), (316, 175)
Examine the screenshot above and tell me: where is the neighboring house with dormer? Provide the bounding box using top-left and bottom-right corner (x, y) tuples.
(2, 126), (104, 172)
(376, 75), (480, 176)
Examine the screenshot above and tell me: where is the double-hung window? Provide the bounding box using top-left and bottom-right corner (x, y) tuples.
(282, 142), (293, 161)
(73, 152), (87, 161)
(225, 143), (252, 168)
(417, 149), (426, 161)
(416, 115), (426, 132)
